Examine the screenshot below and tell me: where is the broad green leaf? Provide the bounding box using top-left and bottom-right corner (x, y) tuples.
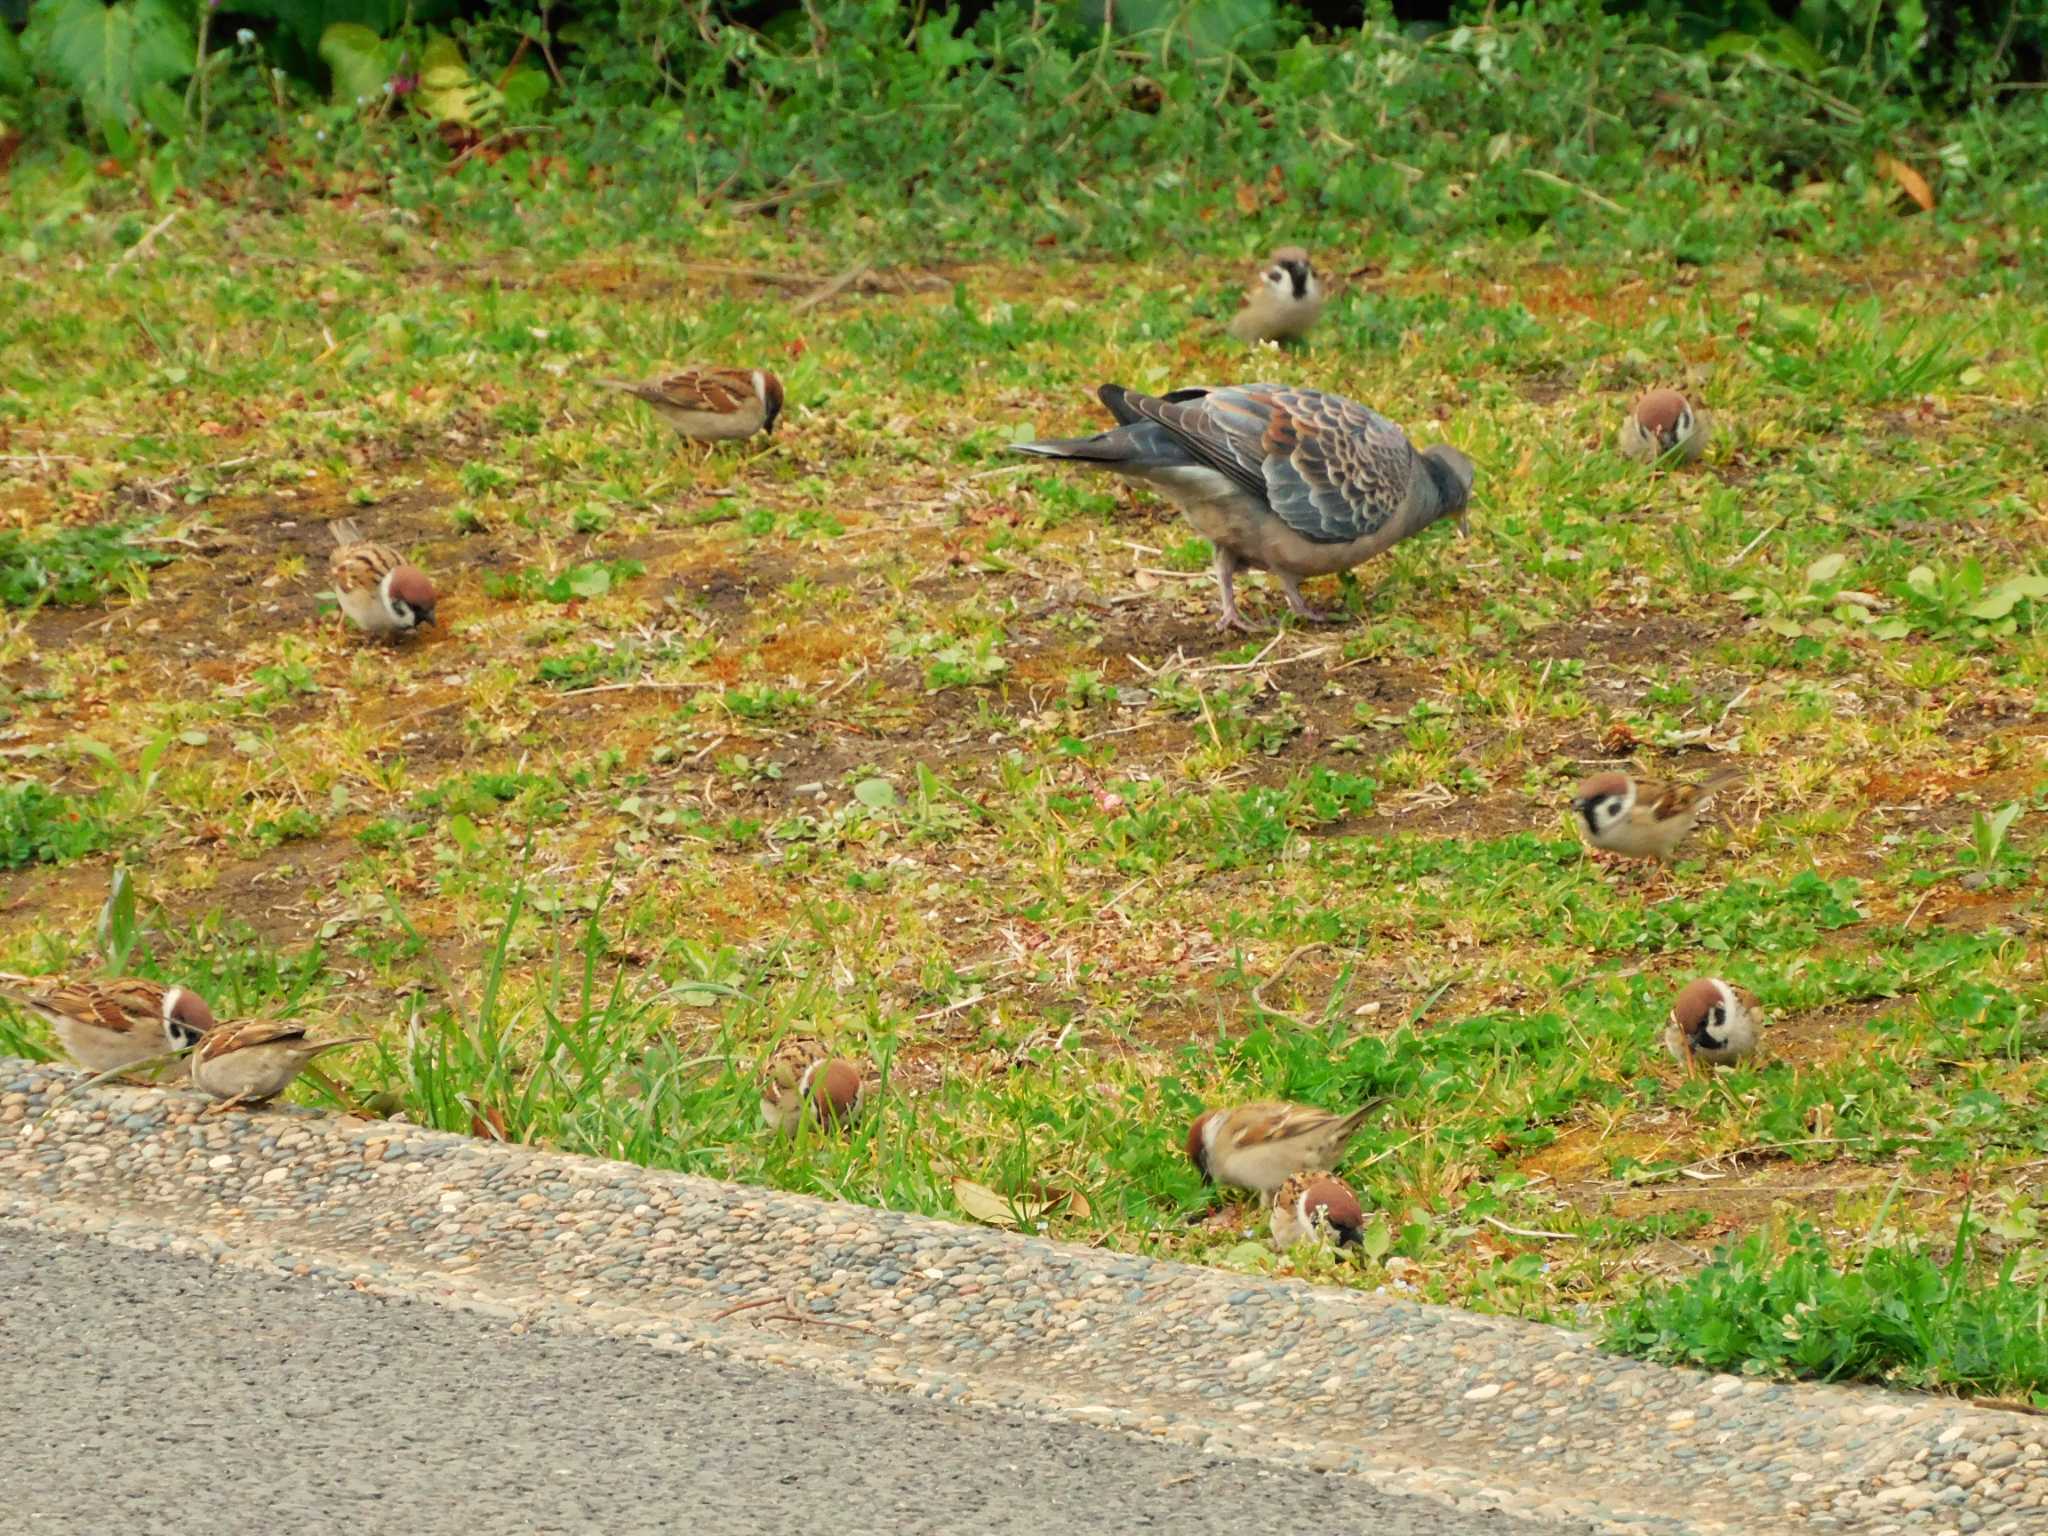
(414, 34), (500, 127)
(500, 66), (549, 116)
(565, 563), (611, 598)
(853, 777), (898, 810)
(97, 865), (138, 970)
(22, 0), (193, 132)
(318, 21), (388, 108)
(1360, 1216), (1393, 1259)
(1806, 552), (1847, 585)
(0, 25), (31, 96)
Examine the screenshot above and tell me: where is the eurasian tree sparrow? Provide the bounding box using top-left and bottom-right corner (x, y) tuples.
(1571, 769), (1741, 865)
(760, 1035), (867, 1135)
(596, 366), (784, 444)
(1269, 1169), (1366, 1250)
(183, 1018), (369, 1108)
(1228, 247), (1325, 344)
(1186, 1100), (1380, 1197)
(1619, 389), (1711, 464)
(1013, 383), (1473, 631)
(0, 972), (215, 1075)
(328, 519), (438, 638)
(1666, 977), (1763, 1073)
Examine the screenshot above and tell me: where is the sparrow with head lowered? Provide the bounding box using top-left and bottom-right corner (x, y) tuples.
(0, 972), (216, 1076)
(1013, 383), (1473, 632)
(1228, 247), (1325, 344)
(328, 519), (438, 639)
(1619, 389), (1712, 464)
(760, 1035), (868, 1136)
(1186, 1099), (1380, 1198)
(1666, 977), (1763, 1073)
(181, 1018), (369, 1109)
(1269, 1169), (1366, 1251)
(1571, 768), (1742, 866)
(596, 365), (784, 445)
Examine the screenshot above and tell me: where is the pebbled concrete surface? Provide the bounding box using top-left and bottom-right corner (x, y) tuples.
(5, 1061), (2046, 1536)
(0, 1227), (1573, 1536)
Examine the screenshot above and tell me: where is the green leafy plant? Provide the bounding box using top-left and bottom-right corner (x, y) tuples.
(1604, 1218), (2048, 1404)
(482, 559), (643, 604)
(0, 522), (171, 608)
(0, 780), (115, 869)
(18, 0), (192, 146)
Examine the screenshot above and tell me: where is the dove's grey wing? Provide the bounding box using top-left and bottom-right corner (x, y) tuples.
(1124, 385), (1419, 546)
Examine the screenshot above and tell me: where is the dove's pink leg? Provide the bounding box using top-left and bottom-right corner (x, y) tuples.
(1212, 550), (1257, 633)
(1278, 572), (1333, 623)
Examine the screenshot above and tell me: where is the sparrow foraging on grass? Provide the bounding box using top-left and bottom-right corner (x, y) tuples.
(1618, 389), (1711, 464)
(1268, 1169), (1366, 1251)
(328, 519), (438, 639)
(184, 1018), (369, 1110)
(1665, 977), (1763, 1073)
(1012, 383), (1474, 632)
(1227, 247), (1325, 344)
(595, 366), (785, 444)
(1570, 768), (1742, 866)
(0, 972), (216, 1076)
(1186, 1100), (1381, 1198)
(760, 1036), (868, 1136)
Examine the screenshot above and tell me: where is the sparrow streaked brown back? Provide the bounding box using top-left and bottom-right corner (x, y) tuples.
(187, 1018), (369, 1107)
(1571, 768), (1741, 864)
(1269, 1168), (1366, 1250)
(596, 366), (784, 444)
(1186, 1099), (1380, 1196)
(328, 518), (438, 638)
(760, 1035), (867, 1136)
(0, 972), (215, 1075)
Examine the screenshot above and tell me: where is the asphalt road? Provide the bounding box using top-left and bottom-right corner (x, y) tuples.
(0, 1227), (1577, 1535)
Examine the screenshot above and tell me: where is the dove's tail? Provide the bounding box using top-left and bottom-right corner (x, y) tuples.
(1008, 430), (1145, 464)
(328, 518), (364, 549)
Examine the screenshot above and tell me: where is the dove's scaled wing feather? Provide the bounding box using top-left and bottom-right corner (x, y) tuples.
(1129, 386), (1419, 546)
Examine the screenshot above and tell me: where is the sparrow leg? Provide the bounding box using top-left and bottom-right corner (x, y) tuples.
(1211, 550), (1258, 634)
(1277, 572), (1334, 624)
(204, 1093), (254, 1115)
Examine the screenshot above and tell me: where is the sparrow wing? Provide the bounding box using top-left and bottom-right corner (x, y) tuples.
(1643, 780), (1707, 822)
(1119, 385), (1420, 546)
(761, 1035), (827, 1091)
(611, 367), (754, 414)
(1235, 1101), (1351, 1149)
(7, 978), (161, 1036)
(330, 541), (404, 591)
(200, 1018), (311, 1058)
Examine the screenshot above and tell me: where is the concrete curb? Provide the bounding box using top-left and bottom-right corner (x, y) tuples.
(4, 1061), (2042, 1536)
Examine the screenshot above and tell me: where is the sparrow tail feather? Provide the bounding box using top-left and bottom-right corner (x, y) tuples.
(329, 518), (364, 548)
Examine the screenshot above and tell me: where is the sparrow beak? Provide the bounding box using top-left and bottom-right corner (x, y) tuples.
(417, 608), (437, 627)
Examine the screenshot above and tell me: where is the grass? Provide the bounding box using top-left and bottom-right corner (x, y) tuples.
(0, 158), (2044, 1404)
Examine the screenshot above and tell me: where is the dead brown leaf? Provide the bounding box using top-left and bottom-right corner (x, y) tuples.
(1875, 153), (1935, 213)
